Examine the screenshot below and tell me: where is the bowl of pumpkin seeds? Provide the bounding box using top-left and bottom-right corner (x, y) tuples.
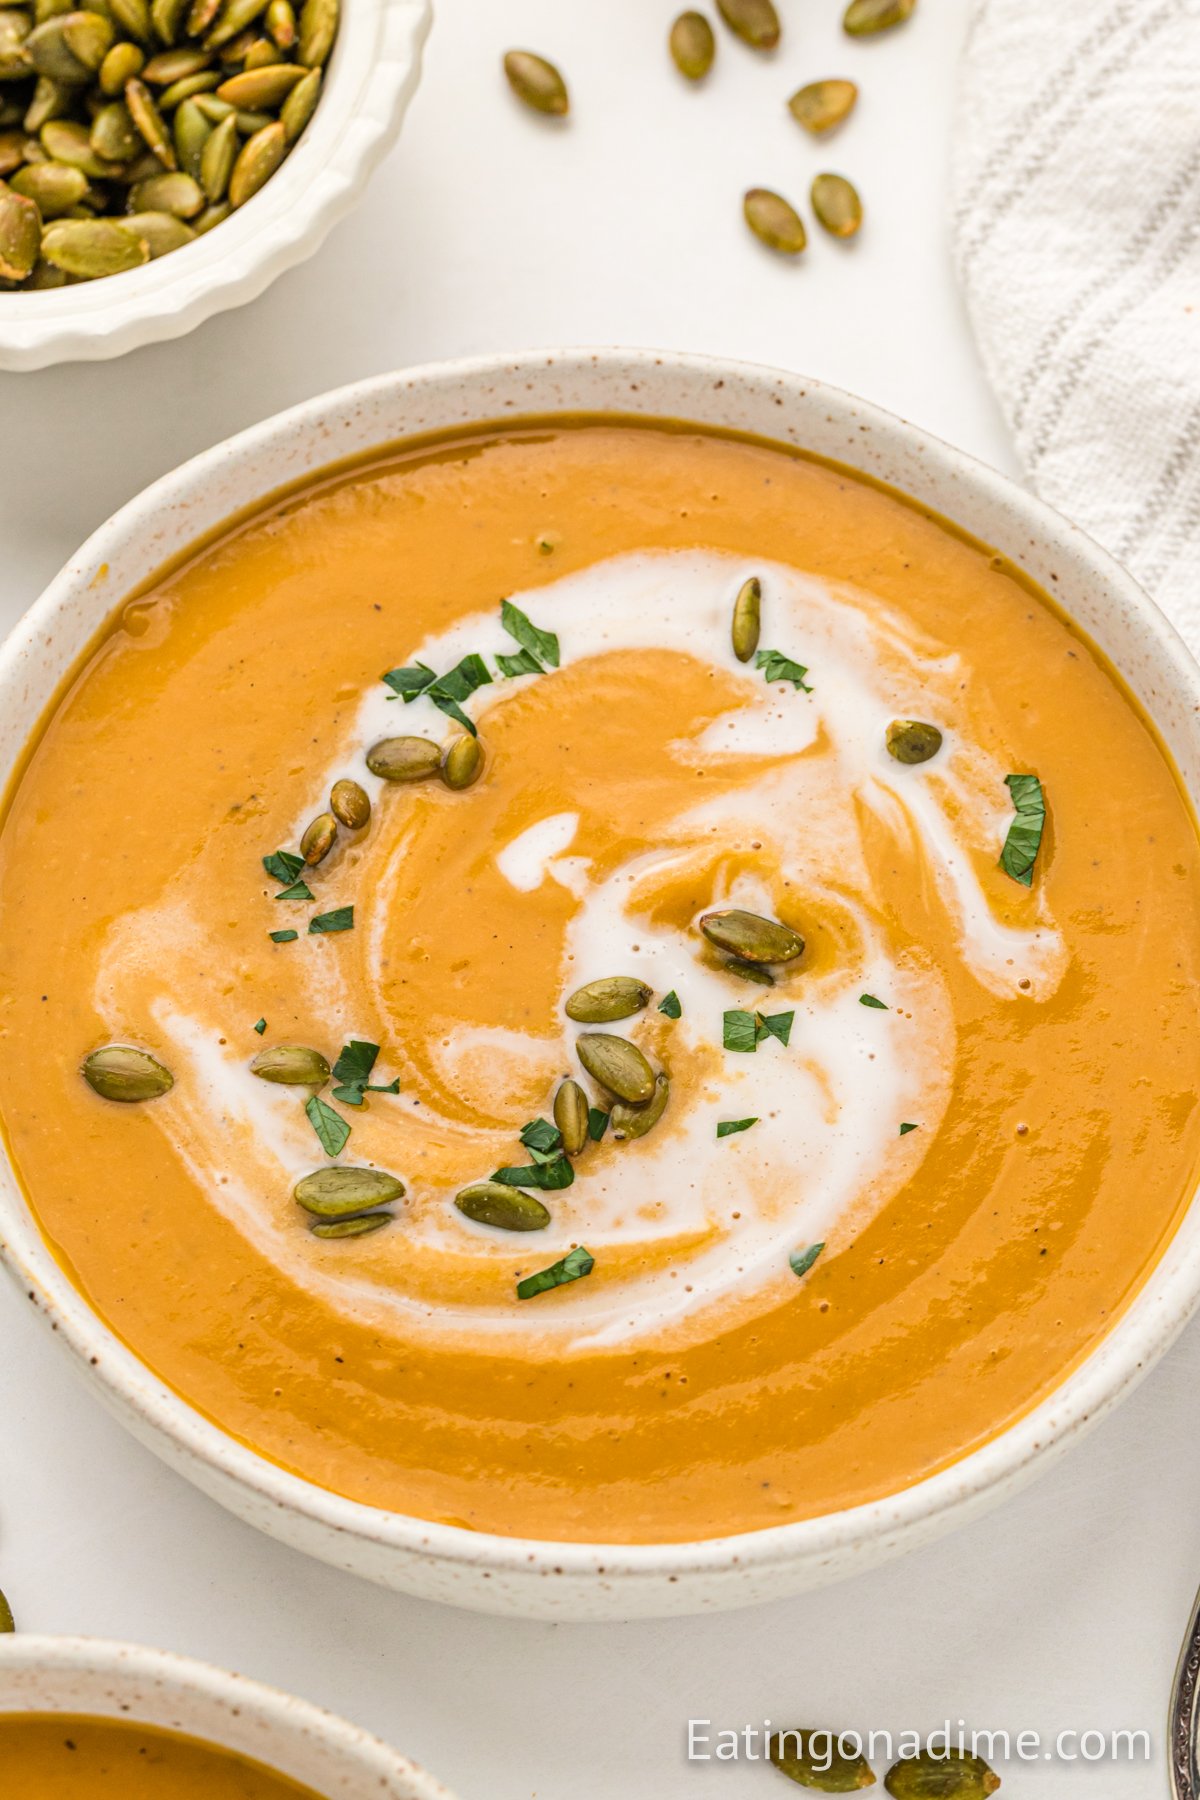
(0, 0), (430, 367)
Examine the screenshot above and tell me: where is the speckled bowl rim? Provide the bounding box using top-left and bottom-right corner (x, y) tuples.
(0, 0), (431, 369)
(3, 345), (1200, 1617)
(0, 1635), (455, 1796)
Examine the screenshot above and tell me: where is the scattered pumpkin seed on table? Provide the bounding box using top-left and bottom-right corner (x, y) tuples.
(716, 0), (780, 50)
(788, 78), (858, 135)
(812, 172), (863, 238)
(884, 1750), (1000, 1797)
(769, 1728), (876, 1791)
(743, 187), (807, 256)
(668, 9), (714, 80)
(0, 0), (337, 288)
(503, 48), (568, 116)
(844, 0), (917, 35)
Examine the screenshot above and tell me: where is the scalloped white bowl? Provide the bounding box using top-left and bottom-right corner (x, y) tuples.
(3, 348), (1200, 1619)
(0, 0), (431, 370)
(0, 1636), (455, 1797)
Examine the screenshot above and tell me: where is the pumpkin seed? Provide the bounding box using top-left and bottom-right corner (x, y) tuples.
(125, 206), (193, 252)
(98, 37), (143, 88)
(788, 78), (858, 135)
(10, 157), (88, 213)
(158, 65), (217, 103)
(278, 58), (316, 137)
(90, 96), (139, 159)
(769, 1730), (876, 1791)
(173, 92), (210, 174)
(441, 732), (483, 791)
(42, 213), (148, 272)
(151, 0), (188, 43)
(299, 810), (337, 865)
(744, 186), (806, 254)
(41, 115), (120, 173)
(296, 0), (333, 63)
(24, 76), (70, 130)
(611, 1070), (670, 1142)
(0, 9), (31, 80)
(883, 1751), (999, 1798)
(185, 0), (219, 33)
(716, 0), (779, 49)
(565, 976), (652, 1024)
(293, 1165), (404, 1218)
(455, 1181), (551, 1233)
(265, 0), (292, 46)
(0, 1586), (14, 1633)
(25, 255), (67, 283)
(503, 48), (567, 116)
(204, 0), (266, 49)
(700, 907), (804, 963)
(27, 11), (113, 83)
(215, 57), (299, 106)
(192, 194), (226, 229)
(885, 718), (942, 765)
(142, 42), (207, 79)
(111, 0), (152, 40)
(250, 1042), (329, 1085)
(242, 33), (278, 67)
(366, 735), (442, 782)
(0, 127), (32, 172)
(82, 1043), (174, 1101)
(576, 1033), (656, 1104)
(669, 9), (714, 79)
(843, 0), (916, 34)
(330, 777), (370, 830)
(125, 75), (175, 163)
(553, 1078), (589, 1155)
(226, 114), (281, 203)
(731, 575), (761, 662)
(196, 106), (233, 193)
(129, 166), (202, 212)
(812, 171), (862, 238)
(0, 182), (40, 277)
(310, 1211), (391, 1239)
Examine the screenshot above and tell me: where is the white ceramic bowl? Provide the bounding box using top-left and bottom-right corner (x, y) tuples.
(0, 0), (431, 371)
(2, 348), (1199, 1620)
(0, 1634), (453, 1796)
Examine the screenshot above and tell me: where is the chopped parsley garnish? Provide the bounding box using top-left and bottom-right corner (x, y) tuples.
(789, 1242), (825, 1280)
(268, 929), (298, 943)
(309, 906), (354, 935)
(587, 1107), (610, 1141)
(331, 1040), (399, 1106)
(755, 648), (812, 692)
(495, 647), (544, 678)
(500, 598), (560, 671)
(859, 993), (888, 1009)
(658, 990), (682, 1019)
(723, 1009), (760, 1054)
(899, 1121), (919, 1136)
(263, 849), (304, 886)
(717, 1117), (758, 1138)
(253, 1018), (267, 1035)
(517, 1244), (594, 1300)
(519, 1117), (563, 1158)
(306, 1095), (350, 1157)
(383, 653), (493, 735)
(274, 879), (314, 902)
(757, 1010), (794, 1047)
(999, 773), (1046, 887)
(491, 1154), (574, 1191)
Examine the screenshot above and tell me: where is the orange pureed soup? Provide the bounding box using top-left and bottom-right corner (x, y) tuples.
(0, 1715), (321, 1796)
(2, 418), (1199, 1544)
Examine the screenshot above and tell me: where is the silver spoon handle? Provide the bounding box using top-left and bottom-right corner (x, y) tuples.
(1172, 1586), (1200, 1798)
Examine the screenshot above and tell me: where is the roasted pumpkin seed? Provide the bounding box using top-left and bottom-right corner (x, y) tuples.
(565, 976), (652, 1024)
(788, 78), (858, 135)
(42, 214), (148, 272)
(300, 810), (338, 865)
(883, 1750), (999, 1797)
(111, 0), (153, 41)
(192, 195), (226, 230)
(196, 101), (236, 193)
(129, 166), (203, 212)
(265, 0), (293, 46)
(812, 171), (862, 238)
(82, 1043), (174, 1101)
(205, 0), (268, 50)
(744, 186), (806, 254)
(0, 183), (40, 276)
(611, 1070), (670, 1142)
(441, 732), (483, 790)
(310, 1212), (391, 1239)
(250, 1042), (330, 1085)
(90, 95), (140, 158)
(27, 11), (114, 83)
(503, 48), (568, 116)
(0, 9), (31, 80)
(885, 718), (942, 764)
(173, 92), (210, 174)
(731, 575), (761, 662)
(716, 0), (779, 49)
(98, 37), (143, 88)
(226, 114), (281, 203)
(329, 777), (370, 830)
(41, 114), (122, 174)
(700, 907), (804, 963)
(553, 1078), (590, 1156)
(10, 157), (88, 213)
(215, 57), (301, 106)
(142, 42), (208, 80)
(125, 74), (175, 163)
(669, 9), (714, 79)
(843, 0), (916, 34)
(293, 1166), (404, 1218)
(455, 1181), (551, 1232)
(125, 206), (193, 252)
(769, 1729), (875, 1791)
(576, 1033), (656, 1104)
(278, 58), (315, 137)
(366, 735), (442, 782)
(0, 1587), (14, 1633)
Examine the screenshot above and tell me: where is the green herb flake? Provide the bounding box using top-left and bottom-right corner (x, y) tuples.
(383, 654), (493, 736)
(263, 849), (304, 885)
(253, 1018), (267, 1035)
(305, 1095), (350, 1158)
(330, 1039), (399, 1106)
(382, 662), (438, 702)
(496, 647), (544, 679)
(491, 1154), (575, 1191)
(587, 1107), (610, 1141)
(859, 993), (888, 1009)
(501, 598), (560, 670)
(516, 1244), (594, 1300)
(899, 1121), (919, 1136)
(723, 1009), (760, 1053)
(755, 648), (812, 693)
(717, 1117), (758, 1138)
(519, 1117), (563, 1158)
(789, 1242), (825, 1280)
(658, 990), (682, 1019)
(757, 1010), (795, 1047)
(309, 906), (354, 935)
(274, 879), (314, 902)
(268, 929), (298, 944)
(999, 772), (1046, 887)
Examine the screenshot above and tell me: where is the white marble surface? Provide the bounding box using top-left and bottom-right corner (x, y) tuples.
(0, 2), (1185, 1794)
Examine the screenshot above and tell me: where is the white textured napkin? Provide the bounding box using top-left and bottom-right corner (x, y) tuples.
(951, 0), (1200, 633)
